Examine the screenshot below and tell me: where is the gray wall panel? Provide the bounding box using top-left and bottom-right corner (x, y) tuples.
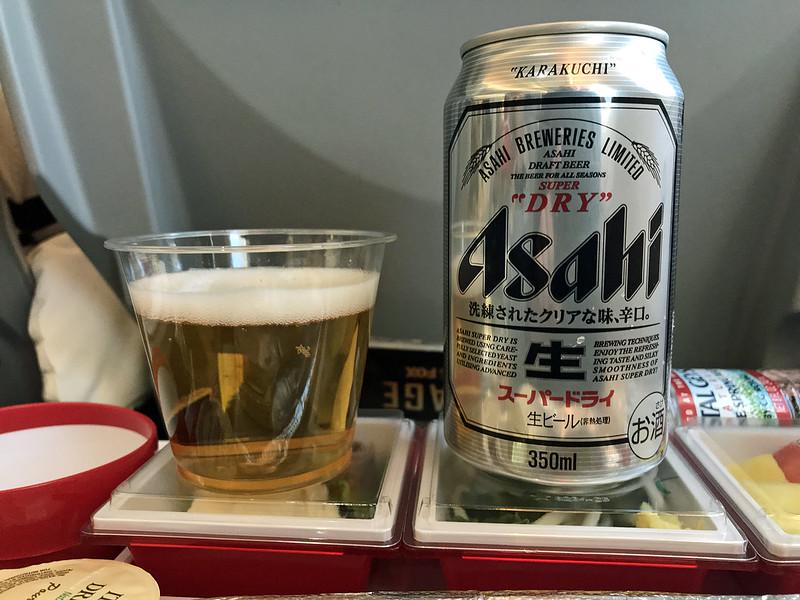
(1, 0), (798, 366)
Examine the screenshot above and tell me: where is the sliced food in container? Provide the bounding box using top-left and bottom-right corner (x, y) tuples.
(678, 425), (800, 560)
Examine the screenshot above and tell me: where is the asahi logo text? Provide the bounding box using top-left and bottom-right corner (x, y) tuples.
(457, 203), (664, 303)
(511, 62), (616, 78)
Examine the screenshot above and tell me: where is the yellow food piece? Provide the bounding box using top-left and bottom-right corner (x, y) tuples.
(758, 482), (800, 514)
(635, 502), (683, 529)
(775, 514), (800, 535)
(729, 455), (800, 534)
(739, 454), (788, 483)
(727, 463), (749, 483)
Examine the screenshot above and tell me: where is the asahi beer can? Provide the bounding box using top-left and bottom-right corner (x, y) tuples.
(444, 22), (684, 486)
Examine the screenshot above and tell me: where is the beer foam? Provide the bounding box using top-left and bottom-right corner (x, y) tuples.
(129, 267), (379, 326)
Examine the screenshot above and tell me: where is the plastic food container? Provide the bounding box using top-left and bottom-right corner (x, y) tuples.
(0, 402), (157, 567)
(405, 421), (755, 593)
(677, 424), (800, 592)
(86, 416), (415, 598)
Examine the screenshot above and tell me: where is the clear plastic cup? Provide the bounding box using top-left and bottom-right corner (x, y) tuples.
(106, 230), (396, 492)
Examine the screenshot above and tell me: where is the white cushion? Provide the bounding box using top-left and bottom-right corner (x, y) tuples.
(27, 233), (149, 407)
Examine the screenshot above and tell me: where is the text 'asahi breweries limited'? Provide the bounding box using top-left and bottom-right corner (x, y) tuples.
(444, 22), (684, 486)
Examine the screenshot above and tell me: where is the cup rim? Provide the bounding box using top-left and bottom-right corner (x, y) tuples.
(104, 228), (397, 254)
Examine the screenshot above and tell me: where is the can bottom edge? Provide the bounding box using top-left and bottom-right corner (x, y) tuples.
(443, 408), (666, 488)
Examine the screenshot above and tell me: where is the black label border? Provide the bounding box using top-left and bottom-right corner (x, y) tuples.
(446, 95), (681, 448)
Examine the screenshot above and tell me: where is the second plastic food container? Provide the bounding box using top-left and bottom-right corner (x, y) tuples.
(406, 421), (755, 592)
(678, 424), (800, 593)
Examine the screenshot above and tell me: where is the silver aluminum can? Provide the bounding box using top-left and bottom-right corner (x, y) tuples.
(444, 21), (684, 486)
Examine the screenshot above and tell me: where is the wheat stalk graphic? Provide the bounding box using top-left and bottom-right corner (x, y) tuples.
(630, 140), (661, 187)
(461, 144), (491, 189)
(457, 118), (663, 189)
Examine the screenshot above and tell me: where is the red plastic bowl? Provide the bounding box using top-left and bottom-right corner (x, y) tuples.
(0, 402), (156, 561)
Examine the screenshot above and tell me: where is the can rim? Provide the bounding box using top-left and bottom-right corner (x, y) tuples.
(461, 21), (669, 57)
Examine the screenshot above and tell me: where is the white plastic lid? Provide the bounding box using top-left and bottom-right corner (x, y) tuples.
(412, 421), (748, 561)
(678, 424), (800, 562)
(88, 416), (413, 546)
